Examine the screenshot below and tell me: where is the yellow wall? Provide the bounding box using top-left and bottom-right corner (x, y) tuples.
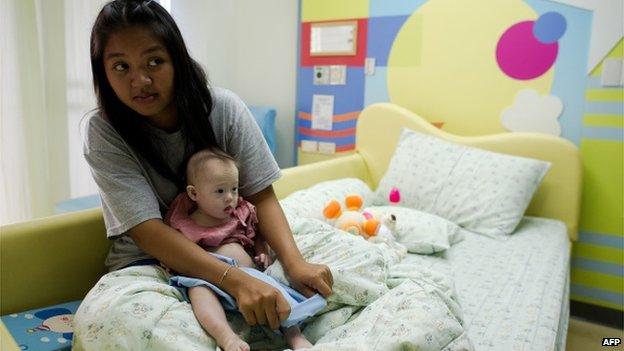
(297, 0), (623, 311)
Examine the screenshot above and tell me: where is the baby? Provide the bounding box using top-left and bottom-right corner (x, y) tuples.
(165, 148), (315, 351)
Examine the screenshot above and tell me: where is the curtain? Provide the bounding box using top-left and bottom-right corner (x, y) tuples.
(0, 0), (104, 225)
(1, 0), (51, 224)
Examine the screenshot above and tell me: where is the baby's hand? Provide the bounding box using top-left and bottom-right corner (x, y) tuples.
(254, 253), (273, 270)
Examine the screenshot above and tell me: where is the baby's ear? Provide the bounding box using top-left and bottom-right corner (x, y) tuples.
(186, 185), (197, 201)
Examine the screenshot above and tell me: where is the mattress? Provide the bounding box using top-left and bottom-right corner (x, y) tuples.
(403, 216), (570, 350)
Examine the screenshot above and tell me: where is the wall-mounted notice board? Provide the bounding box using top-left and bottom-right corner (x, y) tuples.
(310, 20), (358, 56)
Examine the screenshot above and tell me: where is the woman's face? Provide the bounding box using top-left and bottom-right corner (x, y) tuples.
(103, 26), (176, 129)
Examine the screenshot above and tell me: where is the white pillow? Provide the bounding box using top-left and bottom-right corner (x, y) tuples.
(373, 129), (550, 236)
(365, 206), (463, 254)
(279, 178), (373, 221)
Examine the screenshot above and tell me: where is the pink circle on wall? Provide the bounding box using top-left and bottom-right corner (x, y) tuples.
(496, 21), (558, 80)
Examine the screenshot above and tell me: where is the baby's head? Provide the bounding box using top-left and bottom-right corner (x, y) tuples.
(185, 148), (239, 220)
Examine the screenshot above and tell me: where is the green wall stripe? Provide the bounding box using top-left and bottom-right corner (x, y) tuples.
(583, 114), (624, 128)
(586, 89), (624, 101)
(572, 268), (624, 293)
(573, 242), (624, 265)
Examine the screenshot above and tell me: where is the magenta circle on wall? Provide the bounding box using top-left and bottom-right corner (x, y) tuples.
(496, 21), (558, 80)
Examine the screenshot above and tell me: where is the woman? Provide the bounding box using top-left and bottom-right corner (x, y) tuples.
(74, 0), (332, 349)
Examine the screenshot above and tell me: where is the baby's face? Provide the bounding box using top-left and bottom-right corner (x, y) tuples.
(190, 159), (239, 220)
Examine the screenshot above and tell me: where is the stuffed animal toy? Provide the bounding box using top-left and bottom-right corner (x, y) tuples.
(364, 207), (406, 265)
(323, 193), (406, 264)
(322, 194), (397, 240)
(363, 208), (397, 242)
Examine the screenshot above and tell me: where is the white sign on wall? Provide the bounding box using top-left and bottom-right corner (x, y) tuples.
(311, 95), (334, 130)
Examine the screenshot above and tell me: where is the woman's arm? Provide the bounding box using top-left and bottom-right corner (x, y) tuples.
(129, 219), (291, 330)
(130, 219), (231, 281)
(247, 185), (333, 297)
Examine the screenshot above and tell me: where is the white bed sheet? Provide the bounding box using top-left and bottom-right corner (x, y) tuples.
(403, 216), (570, 351)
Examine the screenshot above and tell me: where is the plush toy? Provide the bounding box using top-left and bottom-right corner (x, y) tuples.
(323, 193), (406, 264)
(363, 208), (398, 242)
(322, 194), (397, 240)
(364, 207), (406, 265)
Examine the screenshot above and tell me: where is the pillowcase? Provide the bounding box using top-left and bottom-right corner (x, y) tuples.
(364, 206), (463, 254)
(279, 178), (373, 221)
(373, 128), (550, 236)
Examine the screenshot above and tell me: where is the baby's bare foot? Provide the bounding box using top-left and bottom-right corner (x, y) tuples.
(284, 327), (313, 350)
(289, 336), (313, 350)
(218, 332), (250, 351)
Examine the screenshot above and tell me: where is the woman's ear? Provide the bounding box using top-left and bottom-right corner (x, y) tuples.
(186, 185), (197, 201)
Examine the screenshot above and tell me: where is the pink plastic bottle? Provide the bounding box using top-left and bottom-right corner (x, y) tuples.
(389, 187), (401, 205)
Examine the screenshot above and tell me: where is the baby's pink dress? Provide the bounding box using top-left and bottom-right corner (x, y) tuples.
(165, 193), (258, 249)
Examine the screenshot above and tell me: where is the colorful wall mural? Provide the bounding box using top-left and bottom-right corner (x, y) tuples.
(296, 0), (623, 311)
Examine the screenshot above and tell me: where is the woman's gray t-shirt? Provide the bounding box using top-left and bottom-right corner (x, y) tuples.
(83, 87), (281, 271)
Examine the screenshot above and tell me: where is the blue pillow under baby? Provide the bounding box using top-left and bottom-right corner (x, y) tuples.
(170, 253), (326, 329)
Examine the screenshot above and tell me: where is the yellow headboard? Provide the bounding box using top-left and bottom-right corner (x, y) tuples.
(355, 103), (582, 240)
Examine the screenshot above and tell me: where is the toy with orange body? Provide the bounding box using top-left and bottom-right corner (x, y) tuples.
(323, 194), (395, 240)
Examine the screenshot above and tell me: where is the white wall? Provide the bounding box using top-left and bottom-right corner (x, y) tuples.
(171, 0), (298, 168)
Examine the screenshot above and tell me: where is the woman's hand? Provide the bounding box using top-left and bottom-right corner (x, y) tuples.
(286, 260), (333, 298)
(228, 268), (291, 330)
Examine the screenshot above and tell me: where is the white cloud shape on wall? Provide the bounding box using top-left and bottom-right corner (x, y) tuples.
(501, 88), (563, 136)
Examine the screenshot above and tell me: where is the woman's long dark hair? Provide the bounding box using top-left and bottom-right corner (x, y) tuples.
(90, 0), (217, 190)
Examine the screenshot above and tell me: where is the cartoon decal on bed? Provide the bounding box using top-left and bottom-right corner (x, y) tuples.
(1, 300), (81, 350)
(27, 307), (74, 341)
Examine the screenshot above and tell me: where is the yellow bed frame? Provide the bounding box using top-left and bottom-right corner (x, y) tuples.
(0, 103), (581, 350)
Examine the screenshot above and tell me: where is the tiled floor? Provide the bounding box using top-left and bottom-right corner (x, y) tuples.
(567, 317), (624, 351)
